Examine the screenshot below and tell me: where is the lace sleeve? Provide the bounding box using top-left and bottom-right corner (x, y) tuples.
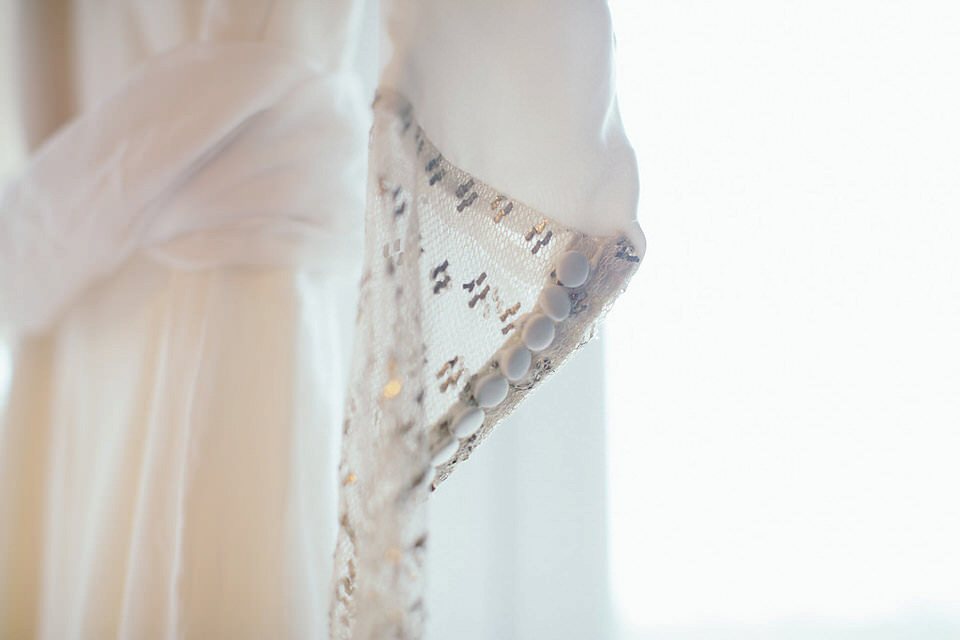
(375, 88), (644, 487)
(329, 90), (644, 638)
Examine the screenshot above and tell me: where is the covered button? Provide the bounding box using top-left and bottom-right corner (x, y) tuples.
(475, 374), (509, 408)
(499, 345), (532, 381)
(556, 251), (590, 288)
(451, 407), (485, 437)
(539, 285), (571, 321)
(522, 315), (555, 352)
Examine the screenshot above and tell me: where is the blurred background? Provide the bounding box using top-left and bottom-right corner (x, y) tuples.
(605, 1), (960, 638)
(2, 1), (960, 639)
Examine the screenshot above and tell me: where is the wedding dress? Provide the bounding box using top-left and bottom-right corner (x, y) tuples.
(0, 1), (644, 638)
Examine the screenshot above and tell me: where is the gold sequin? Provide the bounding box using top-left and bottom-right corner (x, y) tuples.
(382, 378), (403, 399)
(499, 302), (521, 322)
(436, 357), (458, 378)
(525, 218), (549, 241)
(532, 230), (553, 254)
(438, 369), (462, 393)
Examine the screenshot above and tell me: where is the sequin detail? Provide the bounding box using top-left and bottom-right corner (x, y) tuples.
(330, 89), (642, 640)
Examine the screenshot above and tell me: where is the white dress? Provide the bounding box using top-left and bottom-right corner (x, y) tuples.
(0, 1), (644, 638)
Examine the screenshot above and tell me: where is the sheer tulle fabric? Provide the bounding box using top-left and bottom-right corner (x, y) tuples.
(330, 92), (640, 638)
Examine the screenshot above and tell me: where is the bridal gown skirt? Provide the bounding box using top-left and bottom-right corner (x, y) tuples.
(0, 244), (358, 638)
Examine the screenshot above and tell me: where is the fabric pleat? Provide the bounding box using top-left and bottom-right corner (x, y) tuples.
(0, 250), (357, 639)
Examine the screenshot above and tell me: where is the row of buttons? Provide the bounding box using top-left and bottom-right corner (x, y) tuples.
(433, 250), (591, 464)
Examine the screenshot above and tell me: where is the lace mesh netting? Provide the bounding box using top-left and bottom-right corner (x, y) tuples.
(329, 90), (642, 639)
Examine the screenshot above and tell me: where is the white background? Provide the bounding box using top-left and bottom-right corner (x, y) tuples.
(607, 1), (960, 638)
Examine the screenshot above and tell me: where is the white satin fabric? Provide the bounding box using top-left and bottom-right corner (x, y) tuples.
(1, 255), (357, 638)
(0, 1), (640, 637)
(3, 4), (372, 635)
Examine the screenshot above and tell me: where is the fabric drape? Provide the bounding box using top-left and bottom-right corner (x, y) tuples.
(0, 1), (644, 637)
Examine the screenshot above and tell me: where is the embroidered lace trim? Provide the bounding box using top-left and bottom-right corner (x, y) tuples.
(329, 89), (642, 639)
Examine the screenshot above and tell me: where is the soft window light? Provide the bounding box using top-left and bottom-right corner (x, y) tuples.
(608, 1), (960, 637)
